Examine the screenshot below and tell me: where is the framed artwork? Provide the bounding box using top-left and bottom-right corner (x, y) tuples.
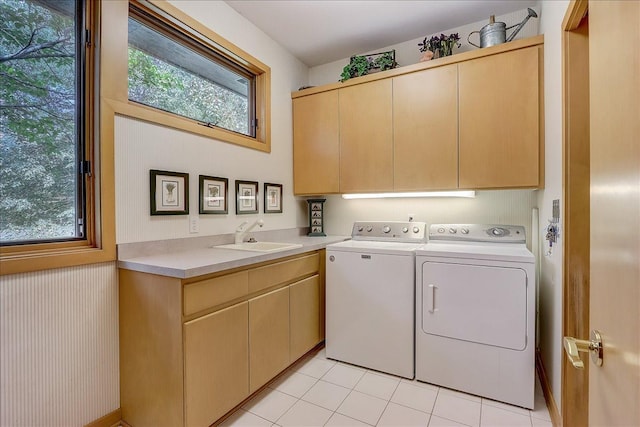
(264, 183), (283, 214)
(150, 169), (189, 215)
(235, 180), (258, 214)
(199, 175), (228, 214)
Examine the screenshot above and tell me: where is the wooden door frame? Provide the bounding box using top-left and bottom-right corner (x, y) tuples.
(561, 1), (590, 426)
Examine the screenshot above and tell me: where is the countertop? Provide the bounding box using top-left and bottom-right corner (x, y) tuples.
(118, 234), (348, 279)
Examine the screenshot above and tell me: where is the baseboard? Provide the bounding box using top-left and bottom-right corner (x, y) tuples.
(84, 408), (122, 427)
(536, 350), (562, 427)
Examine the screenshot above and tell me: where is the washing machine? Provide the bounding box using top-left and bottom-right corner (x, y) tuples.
(415, 224), (536, 409)
(326, 221), (427, 379)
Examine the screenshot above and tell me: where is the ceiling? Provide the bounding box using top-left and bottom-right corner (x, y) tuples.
(225, 1), (538, 67)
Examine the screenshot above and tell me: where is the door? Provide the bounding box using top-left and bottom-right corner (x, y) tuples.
(184, 302), (249, 427)
(290, 274), (324, 362)
(421, 261), (528, 350)
(393, 64), (458, 191)
(248, 286), (290, 392)
(587, 1), (640, 424)
(292, 91), (340, 195)
(458, 46), (541, 189)
(339, 79), (394, 192)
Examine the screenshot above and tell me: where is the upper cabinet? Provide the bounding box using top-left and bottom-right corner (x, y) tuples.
(393, 64), (459, 191)
(291, 35), (544, 194)
(339, 80), (394, 193)
(458, 46), (542, 188)
(293, 91), (340, 195)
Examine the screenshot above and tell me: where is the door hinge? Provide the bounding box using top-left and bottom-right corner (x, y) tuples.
(252, 118), (258, 129)
(80, 160), (91, 176)
(85, 29), (91, 47)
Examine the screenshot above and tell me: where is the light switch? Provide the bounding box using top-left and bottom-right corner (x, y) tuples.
(189, 215), (199, 233)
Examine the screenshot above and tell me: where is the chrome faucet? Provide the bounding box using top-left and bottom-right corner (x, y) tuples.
(235, 219), (264, 244)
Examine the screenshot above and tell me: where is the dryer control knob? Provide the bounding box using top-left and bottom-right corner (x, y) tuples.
(438, 227), (446, 233)
(402, 227), (409, 233)
(383, 226), (391, 233)
(366, 226), (373, 232)
(413, 226), (421, 234)
(356, 226), (364, 232)
(449, 228), (457, 234)
(461, 228), (470, 234)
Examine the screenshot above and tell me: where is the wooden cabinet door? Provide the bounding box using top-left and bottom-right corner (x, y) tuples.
(458, 46), (541, 188)
(290, 275), (323, 362)
(184, 302), (249, 427)
(339, 80), (393, 192)
(249, 286), (290, 392)
(393, 65), (459, 190)
(293, 91), (340, 195)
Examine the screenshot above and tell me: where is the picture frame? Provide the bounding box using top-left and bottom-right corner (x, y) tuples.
(150, 169), (189, 215)
(264, 183), (283, 214)
(235, 180), (258, 214)
(199, 175), (228, 214)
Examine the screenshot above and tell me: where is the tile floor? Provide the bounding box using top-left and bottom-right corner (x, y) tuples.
(221, 347), (552, 427)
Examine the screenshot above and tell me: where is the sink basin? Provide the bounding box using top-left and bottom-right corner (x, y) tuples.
(215, 242), (303, 253)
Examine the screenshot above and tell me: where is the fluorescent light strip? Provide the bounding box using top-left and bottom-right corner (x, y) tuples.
(341, 191), (476, 199)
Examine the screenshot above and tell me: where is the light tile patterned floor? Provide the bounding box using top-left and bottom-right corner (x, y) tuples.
(221, 347), (552, 427)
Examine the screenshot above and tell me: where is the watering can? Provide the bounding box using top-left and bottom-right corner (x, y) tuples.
(468, 8), (538, 48)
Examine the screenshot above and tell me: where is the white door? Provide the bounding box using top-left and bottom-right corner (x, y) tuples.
(588, 1), (640, 424)
(421, 261), (527, 350)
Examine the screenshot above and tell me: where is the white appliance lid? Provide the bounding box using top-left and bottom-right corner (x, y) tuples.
(327, 239), (423, 255)
(416, 241), (535, 263)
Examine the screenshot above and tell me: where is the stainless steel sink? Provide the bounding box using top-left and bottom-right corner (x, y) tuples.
(214, 242), (303, 253)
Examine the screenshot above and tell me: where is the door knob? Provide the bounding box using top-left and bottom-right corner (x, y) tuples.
(563, 330), (603, 369)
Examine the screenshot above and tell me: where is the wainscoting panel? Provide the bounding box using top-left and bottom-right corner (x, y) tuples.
(0, 262), (119, 426)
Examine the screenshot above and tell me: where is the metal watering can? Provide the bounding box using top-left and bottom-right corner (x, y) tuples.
(468, 8), (538, 48)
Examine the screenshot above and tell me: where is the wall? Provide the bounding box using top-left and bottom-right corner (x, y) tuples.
(537, 0), (570, 411)
(115, 1), (309, 244)
(323, 191), (538, 248)
(0, 1), (308, 426)
(309, 7), (540, 86)
(0, 263), (119, 426)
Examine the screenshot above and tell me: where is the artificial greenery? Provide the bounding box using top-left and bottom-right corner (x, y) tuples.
(418, 33), (461, 58)
(340, 51), (398, 82)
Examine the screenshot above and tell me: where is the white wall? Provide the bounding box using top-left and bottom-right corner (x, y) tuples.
(323, 191), (538, 248)
(309, 7), (540, 87)
(537, 0), (570, 411)
(115, 1), (309, 243)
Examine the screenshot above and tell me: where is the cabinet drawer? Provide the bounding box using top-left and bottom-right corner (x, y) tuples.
(184, 271), (249, 316)
(248, 253), (319, 294)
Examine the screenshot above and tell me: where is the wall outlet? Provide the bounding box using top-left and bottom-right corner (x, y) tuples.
(189, 215), (199, 233)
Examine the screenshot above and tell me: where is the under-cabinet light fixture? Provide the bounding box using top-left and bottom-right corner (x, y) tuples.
(341, 191), (476, 200)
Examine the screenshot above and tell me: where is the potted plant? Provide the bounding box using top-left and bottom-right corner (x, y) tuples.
(418, 33), (461, 60)
(340, 50), (398, 82)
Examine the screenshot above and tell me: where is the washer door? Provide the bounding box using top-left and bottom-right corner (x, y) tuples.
(421, 261), (528, 350)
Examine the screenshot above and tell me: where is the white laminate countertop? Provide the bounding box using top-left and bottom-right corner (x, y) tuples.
(118, 235), (349, 279)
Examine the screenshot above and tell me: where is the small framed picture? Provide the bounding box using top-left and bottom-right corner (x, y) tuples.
(150, 170), (189, 215)
(235, 180), (258, 214)
(199, 175), (228, 214)
(264, 183), (283, 214)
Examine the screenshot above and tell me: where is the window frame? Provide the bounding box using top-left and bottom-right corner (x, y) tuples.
(104, 0), (271, 152)
(0, 0), (116, 275)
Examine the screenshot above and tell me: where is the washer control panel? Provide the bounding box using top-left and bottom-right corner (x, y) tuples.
(351, 221), (427, 242)
(429, 224), (526, 243)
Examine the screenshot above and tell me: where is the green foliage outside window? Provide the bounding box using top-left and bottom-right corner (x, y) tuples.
(0, 0), (79, 243)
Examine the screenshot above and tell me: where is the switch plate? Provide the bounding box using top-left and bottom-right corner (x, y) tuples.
(552, 199), (560, 223)
(189, 215), (199, 233)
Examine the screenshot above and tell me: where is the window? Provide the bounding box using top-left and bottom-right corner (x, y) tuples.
(127, 2), (257, 138)
(0, 0), (91, 245)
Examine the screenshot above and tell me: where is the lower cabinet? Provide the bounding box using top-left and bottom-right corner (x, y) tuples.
(119, 250), (324, 427)
(249, 286), (290, 392)
(290, 275), (324, 361)
(184, 302), (249, 426)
